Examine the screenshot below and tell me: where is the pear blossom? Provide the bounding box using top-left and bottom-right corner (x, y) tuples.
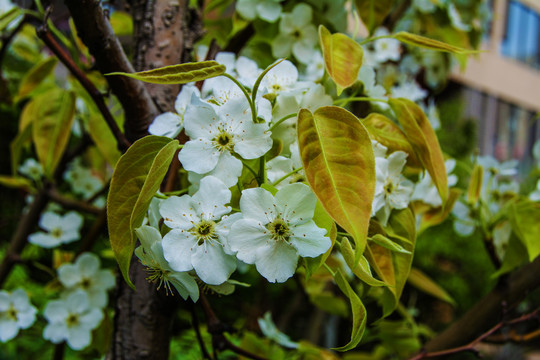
(202, 53), (261, 98)
(18, 158), (43, 181)
(57, 252), (115, 308)
(493, 221), (512, 260)
(64, 159), (103, 199)
(260, 59), (300, 96)
(271, 3), (318, 64)
(160, 176), (239, 285)
(529, 180), (540, 201)
(148, 84), (200, 138)
(266, 142), (305, 188)
(448, 3), (471, 32)
(372, 151), (414, 226)
(391, 80), (428, 102)
(28, 211), (83, 248)
(413, 0), (437, 13)
(43, 290), (103, 350)
(228, 183), (331, 283)
(0, 289), (37, 342)
(236, 0), (283, 23)
(412, 159), (457, 207)
(135, 225), (199, 301)
(179, 95), (272, 187)
(301, 50), (325, 81)
(477, 156), (518, 178)
(372, 27), (401, 63)
(452, 200), (477, 236)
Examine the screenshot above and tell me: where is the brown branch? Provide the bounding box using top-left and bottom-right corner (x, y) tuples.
(36, 26), (131, 152)
(46, 187), (102, 215)
(63, 0), (158, 142)
(422, 256), (540, 352)
(189, 302), (212, 360)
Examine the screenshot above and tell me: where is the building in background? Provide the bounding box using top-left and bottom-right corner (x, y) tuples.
(450, 0), (540, 173)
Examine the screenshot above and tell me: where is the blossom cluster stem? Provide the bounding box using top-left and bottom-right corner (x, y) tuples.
(268, 113), (297, 132)
(272, 167), (304, 187)
(221, 73), (258, 123)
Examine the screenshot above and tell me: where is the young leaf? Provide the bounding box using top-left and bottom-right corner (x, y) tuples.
(106, 61), (226, 84)
(354, 0), (394, 34)
(340, 237), (386, 287)
(369, 234), (410, 254)
(16, 57), (58, 101)
(389, 98), (448, 204)
(333, 269), (367, 351)
(507, 199), (540, 262)
(362, 113), (420, 167)
(10, 122), (33, 175)
(419, 188), (461, 234)
(393, 32), (480, 54)
(0, 7), (21, 31)
(88, 112), (122, 166)
(297, 106), (375, 254)
(408, 268), (455, 305)
(319, 25), (364, 94)
(467, 164), (483, 205)
(0, 176), (36, 193)
(107, 135), (179, 288)
(31, 89), (76, 178)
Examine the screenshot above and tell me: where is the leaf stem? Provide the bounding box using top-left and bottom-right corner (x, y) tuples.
(269, 113), (297, 132)
(323, 263), (336, 277)
(251, 58), (285, 103)
(272, 167), (303, 187)
(221, 73), (258, 123)
(333, 97), (388, 107)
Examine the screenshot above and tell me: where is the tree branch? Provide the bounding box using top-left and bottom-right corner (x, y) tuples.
(46, 187), (102, 215)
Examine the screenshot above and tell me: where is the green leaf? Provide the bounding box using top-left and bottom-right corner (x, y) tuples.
(362, 113), (420, 167)
(106, 61), (226, 84)
(305, 201), (337, 279)
(87, 112), (122, 166)
(107, 135), (179, 288)
(418, 188), (461, 234)
(366, 207), (416, 316)
(0, 175), (36, 193)
(31, 89), (76, 178)
(319, 25), (364, 94)
(16, 57), (58, 101)
(493, 233), (528, 278)
(369, 234), (410, 254)
(340, 237), (386, 287)
(297, 106), (375, 254)
(389, 98), (448, 204)
(0, 7), (21, 31)
(109, 11), (133, 36)
(393, 31), (479, 54)
(507, 199), (540, 262)
(408, 267), (455, 305)
(354, 0), (394, 34)
(10, 122), (33, 175)
(333, 269), (367, 351)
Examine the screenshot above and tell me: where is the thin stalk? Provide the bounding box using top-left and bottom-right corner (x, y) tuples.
(221, 73), (258, 123)
(269, 113), (296, 132)
(333, 96), (388, 107)
(272, 167), (303, 187)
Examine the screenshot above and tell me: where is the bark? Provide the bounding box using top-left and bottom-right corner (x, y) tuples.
(424, 255), (540, 352)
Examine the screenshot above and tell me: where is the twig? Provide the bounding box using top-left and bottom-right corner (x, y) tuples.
(52, 342), (65, 360)
(76, 209), (107, 256)
(36, 25), (131, 152)
(189, 302), (212, 360)
(46, 187), (102, 215)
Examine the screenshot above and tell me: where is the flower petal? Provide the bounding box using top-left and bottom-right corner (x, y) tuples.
(275, 183), (316, 224)
(289, 221), (330, 257)
(160, 195), (198, 230)
(192, 242), (236, 285)
(228, 218), (270, 263)
(162, 229), (197, 272)
(255, 241), (298, 283)
(191, 176), (231, 220)
(239, 188), (276, 223)
(179, 138), (221, 174)
(148, 112), (182, 138)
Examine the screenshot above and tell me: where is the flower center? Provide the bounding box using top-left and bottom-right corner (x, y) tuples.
(192, 220), (217, 245)
(213, 130), (234, 152)
(7, 306), (18, 321)
(81, 277), (92, 289)
(267, 218), (291, 242)
(292, 29), (301, 38)
(50, 227), (63, 238)
(146, 267), (174, 295)
(66, 313), (80, 327)
(384, 181), (394, 194)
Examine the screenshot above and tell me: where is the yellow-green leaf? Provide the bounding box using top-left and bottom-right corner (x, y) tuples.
(319, 25), (363, 94)
(389, 98), (448, 204)
(333, 269), (367, 351)
(393, 31), (479, 54)
(109, 11), (133, 36)
(0, 7), (21, 31)
(467, 164), (483, 205)
(340, 237), (386, 287)
(419, 188), (460, 234)
(297, 106), (375, 254)
(0, 175), (36, 193)
(31, 89), (76, 178)
(107, 135), (179, 288)
(10, 122), (33, 175)
(363, 113), (420, 167)
(369, 234), (410, 254)
(408, 268), (455, 305)
(16, 57), (58, 101)
(354, 0), (394, 34)
(88, 112), (122, 166)
(507, 199), (540, 262)
(106, 61), (226, 84)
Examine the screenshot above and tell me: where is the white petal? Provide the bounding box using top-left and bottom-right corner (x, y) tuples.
(204, 152), (243, 187)
(239, 188), (276, 223)
(0, 320), (19, 342)
(292, 38), (316, 63)
(79, 308), (103, 330)
(66, 291), (89, 314)
(191, 176), (232, 220)
(275, 183), (316, 224)
(160, 195), (198, 229)
(43, 323), (67, 343)
(61, 212), (84, 232)
(233, 125), (272, 159)
(228, 219), (271, 263)
(191, 243), (236, 285)
(58, 264), (80, 287)
(39, 212), (62, 232)
(291, 3), (312, 26)
(162, 230), (197, 272)
(148, 112), (182, 138)
(169, 272), (199, 301)
(135, 225), (161, 252)
(271, 35), (293, 58)
(66, 325), (92, 350)
(290, 221), (330, 257)
(175, 84), (200, 114)
(28, 232), (61, 248)
(44, 300), (68, 322)
(76, 253), (100, 277)
(256, 1), (282, 22)
(236, 0), (257, 20)
(255, 241), (298, 283)
(183, 96), (219, 139)
(179, 139), (221, 174)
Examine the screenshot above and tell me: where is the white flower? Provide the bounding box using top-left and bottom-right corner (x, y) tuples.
(148, 84), (200, 138)
(28, 211), (83, 248)
(228, 183), (331, 283)
(266, 142), (305, 188)
(477, 156), (518, 178)
(452, 200), (476, 236)
(160, 176), (239, 285)
(261, 59), (299, 96)
(529, 180), (540, 202)
(57, 253), (115, 308)
(373, 27), (401, 63)
(391, 80), (428, 102)
(202, 53), (261, 98)
(301, 50), (325, 81)
(18, 158), (43, 181)
(493, 221), (512, 260)
(179, 95), (272, 187)
(135, 225), (199, 301)
(357, 66), (388, 109)
(258, 311), (298, 348)
(413, 0), (437, 13)
(43, 290), (103, 350)
(64, 159), (103, 199)
(372, 151), (414, 226)
(448, 3), (471, 32)
(0, 289), (37, 342)
(271, 3), (318, 64)
(372, 140), (388, 159)
(236, 0), (282, 22)
(412, 159), (457, 207)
